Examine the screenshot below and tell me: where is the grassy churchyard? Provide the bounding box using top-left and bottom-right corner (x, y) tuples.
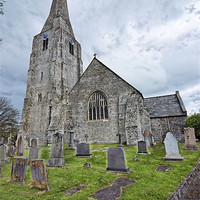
(0, 142), (200, 200)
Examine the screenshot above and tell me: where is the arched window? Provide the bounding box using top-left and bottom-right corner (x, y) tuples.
(69, 38), (74, 55)
(88, 91), (108, 121)
(43, 34), (48, 50)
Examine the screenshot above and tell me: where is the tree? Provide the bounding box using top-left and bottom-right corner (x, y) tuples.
(0, 97), (20, 142)
(185, 113), (200, 139)
(0, 0), (6, 15)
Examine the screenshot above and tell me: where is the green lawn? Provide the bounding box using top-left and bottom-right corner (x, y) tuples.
(0, 142), (200, 200)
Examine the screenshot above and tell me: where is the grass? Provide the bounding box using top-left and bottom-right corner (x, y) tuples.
(0, 142), (199, 200)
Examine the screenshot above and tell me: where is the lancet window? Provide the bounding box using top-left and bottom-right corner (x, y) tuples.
(88, 91), (108, 121)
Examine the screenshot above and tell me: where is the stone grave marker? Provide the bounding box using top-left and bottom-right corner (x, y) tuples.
(107, 147), (129, 172)
(137, 141), (149, 154)
(76, 143), (92, 157)
(163, 132), (184, 160)
(16, 135), (25, 156)
(11, 157), (27, 184)
(0, 144), (9, 164)
(29, 148), (40, 163)
(144, 130), (154, 147)
(48, 132), (65, 167)
(30, 159), (49, 190)
(183, 128), (198, 150)
(31, 139), (38, 148)
(8, 146), (16, 157)
(0, 165), (2, 179)
(0, 137), (4, 145)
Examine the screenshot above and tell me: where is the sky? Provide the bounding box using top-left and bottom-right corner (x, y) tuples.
(0, 0), (200, 116)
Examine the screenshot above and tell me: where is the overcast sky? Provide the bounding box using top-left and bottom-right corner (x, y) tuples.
(0, 0), (200, 116)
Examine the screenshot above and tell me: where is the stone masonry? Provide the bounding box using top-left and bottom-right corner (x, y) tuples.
(19, 0), (187, 146)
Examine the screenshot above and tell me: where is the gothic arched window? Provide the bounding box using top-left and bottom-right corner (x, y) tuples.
(69, 38), (74, 55)
(88, 91), (108, 121)
(43, 34), (48, 50)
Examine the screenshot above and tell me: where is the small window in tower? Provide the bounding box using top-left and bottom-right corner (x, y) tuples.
(41, 72), (43, 81)
(43, 34), (48, 51)
(69, 38), (74, 55)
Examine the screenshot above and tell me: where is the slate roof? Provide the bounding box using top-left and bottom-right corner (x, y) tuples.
(144, 91), (187, 118)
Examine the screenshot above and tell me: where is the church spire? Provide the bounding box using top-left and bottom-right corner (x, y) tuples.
(41, 0), (74, 36)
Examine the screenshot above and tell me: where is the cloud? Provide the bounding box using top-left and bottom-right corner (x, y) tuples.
(0, 0), (200, 116)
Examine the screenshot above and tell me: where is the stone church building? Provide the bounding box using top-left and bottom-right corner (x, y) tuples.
(19, 0), (187, 146)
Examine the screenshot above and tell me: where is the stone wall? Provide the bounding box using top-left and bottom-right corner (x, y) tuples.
(150, 116), (186, 142)
(68, 58), (149, 145)
(168, 160), (200, 200)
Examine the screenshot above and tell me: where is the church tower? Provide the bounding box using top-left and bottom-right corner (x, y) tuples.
(19, 0), (83, 146)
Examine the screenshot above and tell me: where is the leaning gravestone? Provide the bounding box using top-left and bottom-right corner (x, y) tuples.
(144, 130), (154, 147)
(31, 139), (38, 148)
(107, 147), (129, 172)
(48, 132), (64, 167)
(163, 132), (184, 160)
(30, 159), (49, 190)
(8, 146), (16, 157)
(16, 135), (25, 156)
(11, 157), (27, 184)
(0, 144), (9, 164)
(137, 141), (149, 154)
(76, 143), (92, 157)
(183, 128), (198, 150)
(29, 148), (40, 163)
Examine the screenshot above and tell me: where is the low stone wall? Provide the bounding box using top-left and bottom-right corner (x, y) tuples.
(168, 160), (200, 200)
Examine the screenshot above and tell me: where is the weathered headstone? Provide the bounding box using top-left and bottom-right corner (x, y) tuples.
(137, 141), (149, 154)
(0, 137), (4, 145)
(29, 148), (40, 163)
(16, 135), (25, 156)
(76, 143), (92, 157)
(163, 132), (184, 160)
(0, 165), (2, 179)
(31, 139), (38, 148)
(69, 128), (75, 149)
(183, 128), (198, 150)
(7, 146), (16, 157)
(48, 132), (64, 167)
(7, 133), (13, 146)
(30, 159), (49, 190)
(11, 157), (27, 184)
(0, 144), (8, 164)
(107, 147), (129, 172)
(144, 130), (154, 147)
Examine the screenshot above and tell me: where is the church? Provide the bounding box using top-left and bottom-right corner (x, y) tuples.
(19, 0), (187, 146)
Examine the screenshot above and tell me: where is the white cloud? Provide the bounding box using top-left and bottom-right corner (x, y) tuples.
(0, 0), (200, 116)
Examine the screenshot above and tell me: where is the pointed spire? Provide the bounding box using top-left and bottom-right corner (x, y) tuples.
(41, 0), (74, 36)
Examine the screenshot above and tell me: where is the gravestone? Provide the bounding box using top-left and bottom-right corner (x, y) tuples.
(31, 139), (38, 148)
(30, 159), (49, 190)
(144, 130), (154, 147)
(137, 141), (149, 154)
(29, 148), (40, 163)
(7, 133), (13, 146)
(11, 157), (27, 184)
(76, 143), (92, 157)
(69, 128), (75, 149)
(183, 128), (198, 150)
(107, 147), (129, 172)
(0, 165), (2, 179)
(0, 144), (8, 164)
(8, 146), (16, 157)
(16, 135), (25, 156)
(48, 132), (65, 167)
(163, 132), (184, 160)
(0, 137), (4, 145)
